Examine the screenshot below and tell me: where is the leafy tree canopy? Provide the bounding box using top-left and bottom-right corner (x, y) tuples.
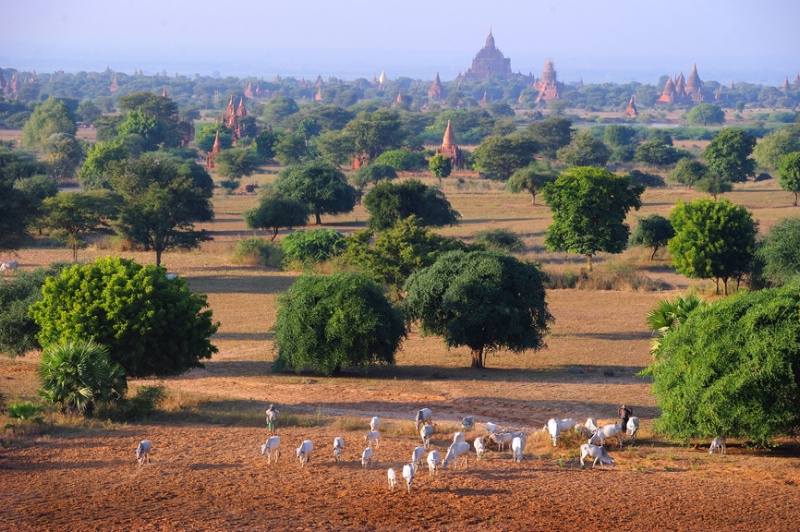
(543, 167), (644, 270)
(21, 97), (77, 151)
(667, 158), (707, 187)
(526, 117), (573, 159)
(372, 149), (426, 171)
(274, 271), (405, 375)
(777, 151), (800, 206)
(668, 198), (757, 294)
(350, 163), (397, 190)
(629, 214), (675, 260)
(79, 138), (129, 189)
(472, 134), (539, 180)
(364, 179), (461, 231)
(753, 125), (800, 171)
(429, 153), (452, 179)
(274, 160), (357, 225)
(685, 103), (725, 126)
(506, 161), (557, 205)
(345, 109), (404, 160)
(214, 147), (262, 179)
(646, 282), (800, 446)
(758, 215), (800, 285)
(557, 131), (611, 168)
(30, 257), (218, 379)
(403, 250), (553, 369)
(704, 128), (756, 183)
(243, 193), (309, 241)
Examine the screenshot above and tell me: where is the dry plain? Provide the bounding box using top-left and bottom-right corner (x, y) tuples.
(1, 174), (800, 531)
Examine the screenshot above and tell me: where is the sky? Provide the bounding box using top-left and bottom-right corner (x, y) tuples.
(2, 0), (799, 85)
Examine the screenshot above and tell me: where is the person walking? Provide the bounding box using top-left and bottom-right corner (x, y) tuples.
(618, 404), (632, 430)
(266, 404), (279, 434)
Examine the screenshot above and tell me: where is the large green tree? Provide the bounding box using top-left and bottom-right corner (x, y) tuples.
(428, 153), (452, 180)
(79, 139), (129, 189)
(777, 152), (800, 206)
(753, 125), (800, 171)
(526, 117), (573, 159)
(472, 134), (539, 180)
(108, 153), (215, 266)
(667, 158), (707, 187)
(40, 191), (120, 261)
(543, 167), (644, 270)
(363, 179), (460, 231)
(646, 283), (800, 446)
(274, 271), (405, 375)
(685, 103), (725, 126)
(243, 194), (309, 240)
(704, 128), (756, 183)
(669, 198), (758, 295)
(634, 140), (683, 167)
(214, 147), (262, 179)
(30, 257), (218, 379)
(21, 97), (77, 151)
(345, 109), (404, 160)
(42, 133), (84, 183)
(349, 164), (397, 190)
(758, 216), (800, 285)
(263, 96), (300, 127)
(506, 162), (558, 205)
(557, 131), (611, 168)
(274, 160), (358, 225)
(403, 250), (553, 369)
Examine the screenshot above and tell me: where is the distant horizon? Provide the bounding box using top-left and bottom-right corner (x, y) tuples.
(4, 0), (798, 87)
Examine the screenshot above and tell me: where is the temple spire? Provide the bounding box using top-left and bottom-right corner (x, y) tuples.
(442, 120), (456, 147)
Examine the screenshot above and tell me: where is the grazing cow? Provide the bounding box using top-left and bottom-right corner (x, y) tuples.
(136, 440), (152, 466)
(473, 437), (486, 460)
(296, 440), (313, 468)
(420, 424), (434, 449)
(442, 442), (471, 470)
(402, 464), (415, 494)
(364, 430), (380, 449)
(489, 432), (513, 451)
(547, 418), (579, 447)
(511, 436), (525, 463)
(260, 435), (281, 464)
(580, 443), (617, 469)
(370, 416), (380, 432)
(709, 437), (727, 455)
(333, 437), (344, 463)
(626, 417), (640, 440)
(411, 446), (425, 468)
(588, 423), (624, 449)
(387, 468), (397, 492)
(426, 450), (441, 476)
(461, 416), (474, 430)
(414, 408), (433, 431)
(0, 261), (19, 275)
(361, 447), (373, 468)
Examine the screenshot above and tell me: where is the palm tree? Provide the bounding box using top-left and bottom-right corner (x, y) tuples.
(645, 294), (704, 352)
(38, 340), (126, 417)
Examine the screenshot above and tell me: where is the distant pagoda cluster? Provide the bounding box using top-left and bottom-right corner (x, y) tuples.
(657, 64), (708, 104)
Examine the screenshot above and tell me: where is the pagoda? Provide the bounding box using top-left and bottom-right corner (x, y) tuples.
(624, 95), (638, 118)
(244, 81), (255, 99)
(533, 60), (562, 103)
(434, 120), (465, 170)
(109, 73), (119, 94)
(461, 28), (513, 80)
(206, 131), (221, 169)
(222, 96), (247, 140)
(659, 64), (707, 105)
(428, 72), (444, 101)
(782, 76), (791, 93)
(792, 73), (800, 90)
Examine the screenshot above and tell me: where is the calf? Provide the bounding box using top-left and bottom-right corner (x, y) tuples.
(489, 431), (513, 451)
(580, 443), (616, 469)
(387, 468), (397, 492)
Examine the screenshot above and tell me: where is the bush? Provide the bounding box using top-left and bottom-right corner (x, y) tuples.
(281, 229), (346, 266)
(231, 238), (284, 268)
(627, 170), (666, 188)
(543, 270), (579, 289)
(473, 228), (524, 253)
(7, 401), (44, 423)
(219, 179), (240, 193)
(373, 149), (426, 171)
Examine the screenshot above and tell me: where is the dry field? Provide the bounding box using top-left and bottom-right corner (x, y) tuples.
(2, 176), (800, 531)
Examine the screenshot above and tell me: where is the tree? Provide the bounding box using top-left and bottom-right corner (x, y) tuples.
(117, 109), (172, 151)
(603, 125), (637, 148)
(274, 271), (405, 375)
(429, 154), (452, 180)
(314, 129), (357, 167)
(40, 191), (120, 261)
(777, 152), (800, 206)
(42, 133), (84, 183)
(704, 128), (756, 183)
(667, 158), (707, 187)
(275, 160), (357, 225)
(79, 139), (129, 189)
(38, 340), (126, 417)
(557, 131), (611, 168)
(116, 92), (185, 151)
(344, 216), (475, 295)
(629, 214), (675, 260)
(281, 229), (346, 265)
(527, 117), (573, 159)
(21, 97), (76, 151)
(108, 153), (214, 266)
(30, 257), (218, 379)
(263, 96), (299, 127)
(472, 135), (539, 180)
(350, 164), (397, 190)
(254, 129), (279, 161)
(543, 167), (644, 270)
(646, 283), (800, 446)
(0, 158), (37, 251)
(274, 132), (310, 166)
(214, 147), (262, 179)
(685, 103), (725, 126)
(373, 149), (426, 171)
(403, 250), (553, 369)
(195, 124), (233, 153)
(506, 162), (557, 205)
(345, 109), (404, 160)
(694, 172), (733, 200)
(669, 198), (758, 295)
(753, 125), (800, 171)
(758, 216), (800, 285)
(634, 140), (682, 167)
(75, 100), (102, 125)
(0, 263), (69, 357)
(364, 179), (460, 231)
(243, 194), (309, 240)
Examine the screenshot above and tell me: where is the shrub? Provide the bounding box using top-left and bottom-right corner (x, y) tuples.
(373, 149), (426, 171)
(7, 401), (44, 423)
(231, 238), (284, 268)
(473, 228), (524, 253)
(281, 229), (346, 266)
(219, 179), (240, 193)
(627, 170), (666, 188)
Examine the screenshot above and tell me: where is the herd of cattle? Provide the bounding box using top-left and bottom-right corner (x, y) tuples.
(137, 408), (727, 494)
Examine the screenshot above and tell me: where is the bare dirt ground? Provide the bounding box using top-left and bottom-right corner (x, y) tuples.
(2, 183), (800, 530)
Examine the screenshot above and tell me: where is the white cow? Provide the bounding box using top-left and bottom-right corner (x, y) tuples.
(426, 450), (441, 476)
(333, 437), (344, 463)
(511, 436), (525, 463)
(411, 446), (425, 468)
(489, 432), (513, 451)
(626, 417), (640, 440)
(296, 440), (313, 468)
(485, 422), (499, 435)
(473, 437), (486, 460)
(361, 447), (373, 468)
(387, 468), (397, 492)
(370, 416), (381, 432)
(453, 431), (466, 444)
(547, 418), (579, 447)
(260, 435), (281, 464)
(580, 443), (617, 469)
(461, 416), (474, 430)
(364, 430), (380, 449)
(414, 408), (433, 431)
(136, 440), (152, 466)
(588, 423), (624, 449)
(402, 463), (415, 493)
(442, 442), (471, 470)
(709, 437), (727, 455)
(420, 424), (434, 449)
(0, 261), (19, 274)
(584, 417), (598, 434)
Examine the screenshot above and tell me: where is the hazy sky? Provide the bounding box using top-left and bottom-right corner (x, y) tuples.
(3, 0), (798, 84)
